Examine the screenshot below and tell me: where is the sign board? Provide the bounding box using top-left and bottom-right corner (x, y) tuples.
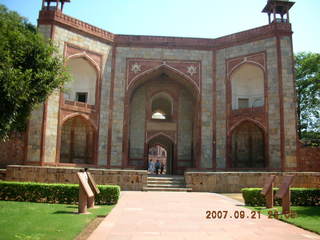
(87, 172), (100, 195)
(261, 175), (276, 196)
(77, 172), (94, 198)
(276, 175), (294, 198)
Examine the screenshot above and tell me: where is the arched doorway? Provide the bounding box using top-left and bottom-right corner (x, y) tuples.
(60, 116), (96, 164)
(147, 135), (174, 174)
(148, 144), (168, 174)
(231, 121), (265, 168)
(126, 68), (198, 175)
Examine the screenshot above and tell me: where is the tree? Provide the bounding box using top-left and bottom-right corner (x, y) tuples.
(0, 5), (69, 141)
(295, 52), (320, 140)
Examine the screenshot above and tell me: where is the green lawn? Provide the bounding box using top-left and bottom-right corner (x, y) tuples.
(0, 200), (114, 240)
(249, 206), (320, 234)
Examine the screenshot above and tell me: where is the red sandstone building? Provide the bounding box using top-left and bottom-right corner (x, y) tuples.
(1, 0), (319, 182)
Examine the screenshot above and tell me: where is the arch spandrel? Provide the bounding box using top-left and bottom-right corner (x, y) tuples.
(126, 59), (201, 98)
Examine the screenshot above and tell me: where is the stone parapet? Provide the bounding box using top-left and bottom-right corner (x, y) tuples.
(185, 171), (320, 193)
(5, 165), (147, 191)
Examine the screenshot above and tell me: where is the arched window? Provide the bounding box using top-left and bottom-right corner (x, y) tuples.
(231, 64), (264, 110)
(151, 93), (173, 120)
(64, 57), (97, 105)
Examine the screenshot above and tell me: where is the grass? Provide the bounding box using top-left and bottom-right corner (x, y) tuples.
(0, 200), (114, 240)
(249, 206), (320, 234)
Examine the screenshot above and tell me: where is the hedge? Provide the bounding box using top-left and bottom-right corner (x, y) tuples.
(0, 181), (120, 205)
(241, 188), (320, 206)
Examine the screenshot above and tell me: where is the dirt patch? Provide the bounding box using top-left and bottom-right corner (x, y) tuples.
(74, 216), (105, 240)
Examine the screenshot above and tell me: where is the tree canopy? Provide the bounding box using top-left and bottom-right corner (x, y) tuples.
(0, 5), (69, 141)
(295, 52), (320, 141)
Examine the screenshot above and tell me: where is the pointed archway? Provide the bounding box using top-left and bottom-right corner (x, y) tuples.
(231, 121), (265, 168)
(123, 64), (200, 174)
(147, 134), (174, 174)
(60, 115), (96, 164)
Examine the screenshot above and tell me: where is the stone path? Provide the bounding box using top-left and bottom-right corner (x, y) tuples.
(88, 191), (320, 240)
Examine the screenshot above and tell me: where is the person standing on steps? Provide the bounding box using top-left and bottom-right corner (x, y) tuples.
(155, 160), (161, 174)
(160, 160), (165, 174)
(148, 159), (155, 173)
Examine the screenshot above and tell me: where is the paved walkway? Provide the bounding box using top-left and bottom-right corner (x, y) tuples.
(88, 191), (320, 240)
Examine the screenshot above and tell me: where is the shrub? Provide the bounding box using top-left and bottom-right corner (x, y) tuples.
(0, 181), (120, 205)
(241, 188), (320, 206)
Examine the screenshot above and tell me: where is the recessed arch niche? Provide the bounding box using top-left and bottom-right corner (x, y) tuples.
(230, 63), (264, 110)
(231, 121), (265, 168)
(64, 57), (98, 105)
(60, 116), (96, 164)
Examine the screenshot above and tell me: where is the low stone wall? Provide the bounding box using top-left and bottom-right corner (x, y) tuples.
(185, 171), (320, 193)
(298, 145), (320, 171)
(0, 169), (6, 180)
(5, 165), (148, 191)
(0, 133), (25, 168)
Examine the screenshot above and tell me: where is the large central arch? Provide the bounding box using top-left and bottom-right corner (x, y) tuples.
(123, 64), (200, 174)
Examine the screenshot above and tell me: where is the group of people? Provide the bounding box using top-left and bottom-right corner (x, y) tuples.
(148, 159), (165, 174)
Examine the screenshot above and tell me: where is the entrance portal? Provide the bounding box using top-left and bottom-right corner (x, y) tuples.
(148, 135), (174, 174)
(126, 66), (199, 174)
(148, 144), (167, 174)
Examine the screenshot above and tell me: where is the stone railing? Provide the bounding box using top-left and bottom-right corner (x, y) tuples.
(63, 100), (95, 113)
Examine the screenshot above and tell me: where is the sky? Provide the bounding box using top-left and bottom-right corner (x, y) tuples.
(0, 0), (319, 53)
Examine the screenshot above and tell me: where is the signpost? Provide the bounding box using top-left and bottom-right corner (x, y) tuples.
(77, 172), (94, 214)
(86, 172), (100, 208)
(261, 175), (276, 208)
(275, 175), (295, 214)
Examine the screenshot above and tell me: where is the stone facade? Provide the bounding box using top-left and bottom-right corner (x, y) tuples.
(3, 1), (319, 179)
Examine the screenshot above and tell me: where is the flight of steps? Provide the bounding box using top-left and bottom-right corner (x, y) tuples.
(143, 175), (192, 192)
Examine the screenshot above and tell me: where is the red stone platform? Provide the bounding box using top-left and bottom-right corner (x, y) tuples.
(88, 192), (320, 240)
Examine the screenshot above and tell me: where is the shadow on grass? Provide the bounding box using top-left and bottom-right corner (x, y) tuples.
(53, 210), (77, 215)
(66, 206), (78, 209)
(291, 206), (320, 217)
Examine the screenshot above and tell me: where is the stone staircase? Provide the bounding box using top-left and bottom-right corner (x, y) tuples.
(143, 175), (192, 192)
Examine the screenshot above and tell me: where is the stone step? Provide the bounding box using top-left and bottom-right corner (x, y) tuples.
(143, 187), (192, 192)
(147, 177), (184, 181)
(144, 175), (191, 192)
(147, 184), (186, 188)
(148, 179), (185, 184)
